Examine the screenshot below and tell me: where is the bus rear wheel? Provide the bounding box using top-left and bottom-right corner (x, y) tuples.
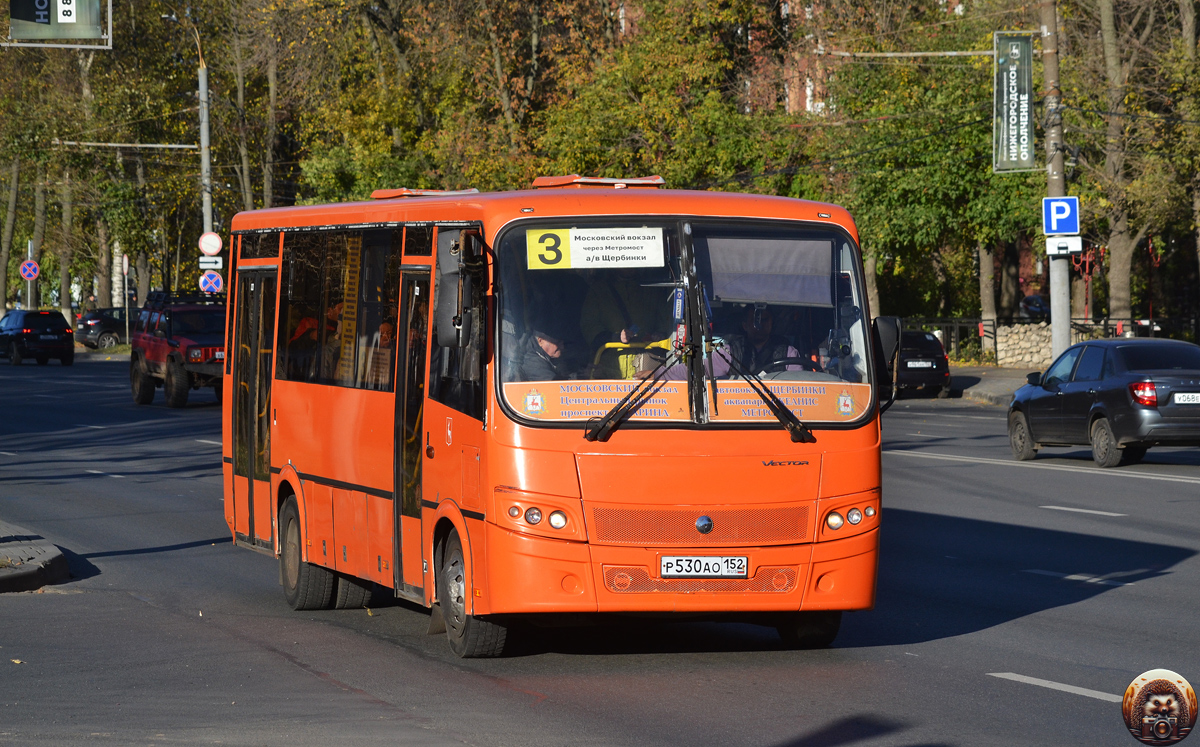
(777, 611), (842, 649)
(438, 530), (507, 658)
(280, 497), (335, 610)
(333, 574), (373, 609)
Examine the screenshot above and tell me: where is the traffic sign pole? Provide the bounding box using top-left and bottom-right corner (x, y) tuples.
(1040, 0), (1071, 359)
(25, 240), (34, 310)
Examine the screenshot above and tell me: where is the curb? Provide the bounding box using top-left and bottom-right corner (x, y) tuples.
(959, 388), (1015, 407)
(0, 522), (70, 593)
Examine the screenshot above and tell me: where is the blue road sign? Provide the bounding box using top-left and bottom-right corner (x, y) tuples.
(19, 260), (39, 280)
(1042, 196), (1080, 236)
(199, 271), (224, 294)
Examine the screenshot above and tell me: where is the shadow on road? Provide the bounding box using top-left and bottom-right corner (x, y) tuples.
(771, 714), (952, 747)
(57, 545), (101, 581)
(842, 508), (1196, 647)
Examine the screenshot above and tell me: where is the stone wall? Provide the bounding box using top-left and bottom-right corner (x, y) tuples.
(995, 322), (1054, 369)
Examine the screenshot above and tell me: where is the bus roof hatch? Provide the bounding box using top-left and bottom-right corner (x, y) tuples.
(530, 174), (665, 189)
(370, 188), (481, 199)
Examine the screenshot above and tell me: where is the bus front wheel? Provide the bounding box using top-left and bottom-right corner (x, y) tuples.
(777, 611), (842, 649)
(438, 530), (507, 658)
(280, 497), (335, 610)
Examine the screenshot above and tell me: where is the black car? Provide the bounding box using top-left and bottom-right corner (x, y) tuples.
(0, 310), (75, 366)
(897, 330), (950, 397)
(75, 307), (129, 349)
(1008, 338), (1200, 467)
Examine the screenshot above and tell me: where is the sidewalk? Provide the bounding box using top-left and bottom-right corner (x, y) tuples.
(0, 520), (69, 593)
(949, 365), (1038, 407)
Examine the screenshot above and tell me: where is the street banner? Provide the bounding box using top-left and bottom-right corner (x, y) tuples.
(9, 0), (103, 39)
(993, 32), (1036, 173)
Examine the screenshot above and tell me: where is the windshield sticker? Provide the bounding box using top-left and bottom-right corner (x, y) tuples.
(710, 382), (872, 422)
(504, 381), (690, 420)
(526, 227), (665, 270)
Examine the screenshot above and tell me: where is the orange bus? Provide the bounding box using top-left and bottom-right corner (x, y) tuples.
(221, 175), (900, 657)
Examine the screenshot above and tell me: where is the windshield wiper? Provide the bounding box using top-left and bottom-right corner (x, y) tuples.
(713, 345), (815, 443)
(583, 353), (676, 442)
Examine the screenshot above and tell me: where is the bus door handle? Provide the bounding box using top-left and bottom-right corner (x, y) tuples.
(425, 433), (434, 459)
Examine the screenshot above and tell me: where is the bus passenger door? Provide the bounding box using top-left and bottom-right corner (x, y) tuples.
(232, 269), (278, 551)
(394, 270), (430, 599)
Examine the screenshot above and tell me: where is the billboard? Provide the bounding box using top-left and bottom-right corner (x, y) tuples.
(993, 32), (1036, 173)
(9, 0), (102, 39)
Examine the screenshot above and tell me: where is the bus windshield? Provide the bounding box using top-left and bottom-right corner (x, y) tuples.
(497, 219), (873, 426)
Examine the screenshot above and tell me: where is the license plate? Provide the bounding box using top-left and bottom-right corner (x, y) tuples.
(215, 351), (225, 360)
(1175, 392), (1200, 404)
(39, 334), (57, 340)
(660, 556), (747, 578)
(907, 360), (933, 368)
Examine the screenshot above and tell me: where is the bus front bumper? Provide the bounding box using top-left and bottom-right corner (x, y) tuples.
(480, 522), (878, 615)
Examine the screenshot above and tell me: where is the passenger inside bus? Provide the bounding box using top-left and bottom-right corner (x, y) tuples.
(579, 268), (672, 378)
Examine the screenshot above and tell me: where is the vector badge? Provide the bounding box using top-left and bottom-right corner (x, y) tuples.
(1123, 669), (1197, 745)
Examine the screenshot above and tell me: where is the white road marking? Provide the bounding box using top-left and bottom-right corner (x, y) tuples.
(1023, 569), (1133, 587)
(886, 449), (1200, 485)
(987, 672), (1122, 703)
(0, 451), (15, 456)
(195, 439), (222, 446)
(1040, 505), (1127, 517)
(904, 433), (944, 438)
(79, 425), (107, 429)
(32, 394), (62, 399)
(85, 470), (124, 479)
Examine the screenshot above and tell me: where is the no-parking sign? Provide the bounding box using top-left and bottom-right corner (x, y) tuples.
(19, 260), (39, 280)
(199, 271), (224, 294)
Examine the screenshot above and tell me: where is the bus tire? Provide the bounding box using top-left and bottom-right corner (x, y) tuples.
(439, 530), (507, 658)
(280, 497), (335, 611)
(777, 611), (841, 649)
(333, 574), (373, 609)
(131, 357), (155, 404)
(164, 358), (190, 408)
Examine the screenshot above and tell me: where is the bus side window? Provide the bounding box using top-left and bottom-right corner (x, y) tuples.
(428, 229), (485, 420)
(276, 231), (325, 383)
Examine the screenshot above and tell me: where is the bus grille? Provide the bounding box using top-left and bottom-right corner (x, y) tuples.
(603, 565), (798, 593)
(587, 506), (809, 546)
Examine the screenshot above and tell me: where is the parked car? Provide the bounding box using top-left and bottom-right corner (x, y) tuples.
(0, 309), (75, 366)
(75, 307), (129, 349)
(130, 292), (226, 407)
(896, 330), (951, 397)
(1008, 339), (1200, 467)
(1019, 295), (1050, 321)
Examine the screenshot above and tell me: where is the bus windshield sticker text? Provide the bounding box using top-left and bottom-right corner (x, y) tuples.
(526, 227), (664, 270)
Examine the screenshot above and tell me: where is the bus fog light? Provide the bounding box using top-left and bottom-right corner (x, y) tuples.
(508, 506), (521, 518)
(548, 511), (567, 529)
(826, 512), (844, 530)
(847, 508), (862, 525)
(524, 507), (542, 525)
(864, 506), (876, 518)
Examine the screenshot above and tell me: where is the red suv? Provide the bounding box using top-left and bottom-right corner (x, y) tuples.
(130, 292), (226, 407)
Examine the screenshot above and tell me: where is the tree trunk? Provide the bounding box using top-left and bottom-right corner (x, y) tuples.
(999, 241), (1020, 319)
(234, 32), (255, 212)
(59, 169), (74, 322)
(0, 157), (18, 310)
(1107, 213), (1139, 321)
(263, 43), (277, 208)
(96, 217), (111, 307)
(111, 239), (123, 308)
(1071, 270), (1087, 320)
(31, 162), (47, 309)
(136, 251), (150, 306)
(977, 242), (996, 352)
(863, 251), (880, 318)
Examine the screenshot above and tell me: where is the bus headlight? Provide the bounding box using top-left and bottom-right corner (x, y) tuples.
(847, 508), (862, 525)
(524, 507), (542, 525)
(864, 506), (876, 518)
(826, 512), (844, 530)
(548, 511), (567, 529)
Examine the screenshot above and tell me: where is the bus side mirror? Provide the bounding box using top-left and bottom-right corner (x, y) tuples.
(435, 229), (485, 348)
(872, 316), (902, 414)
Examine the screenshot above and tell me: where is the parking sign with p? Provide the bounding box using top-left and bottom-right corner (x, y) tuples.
(1043, 196), (1079, 236)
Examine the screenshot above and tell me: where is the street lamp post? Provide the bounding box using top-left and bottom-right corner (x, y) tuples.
(163, 12), (212, 234)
